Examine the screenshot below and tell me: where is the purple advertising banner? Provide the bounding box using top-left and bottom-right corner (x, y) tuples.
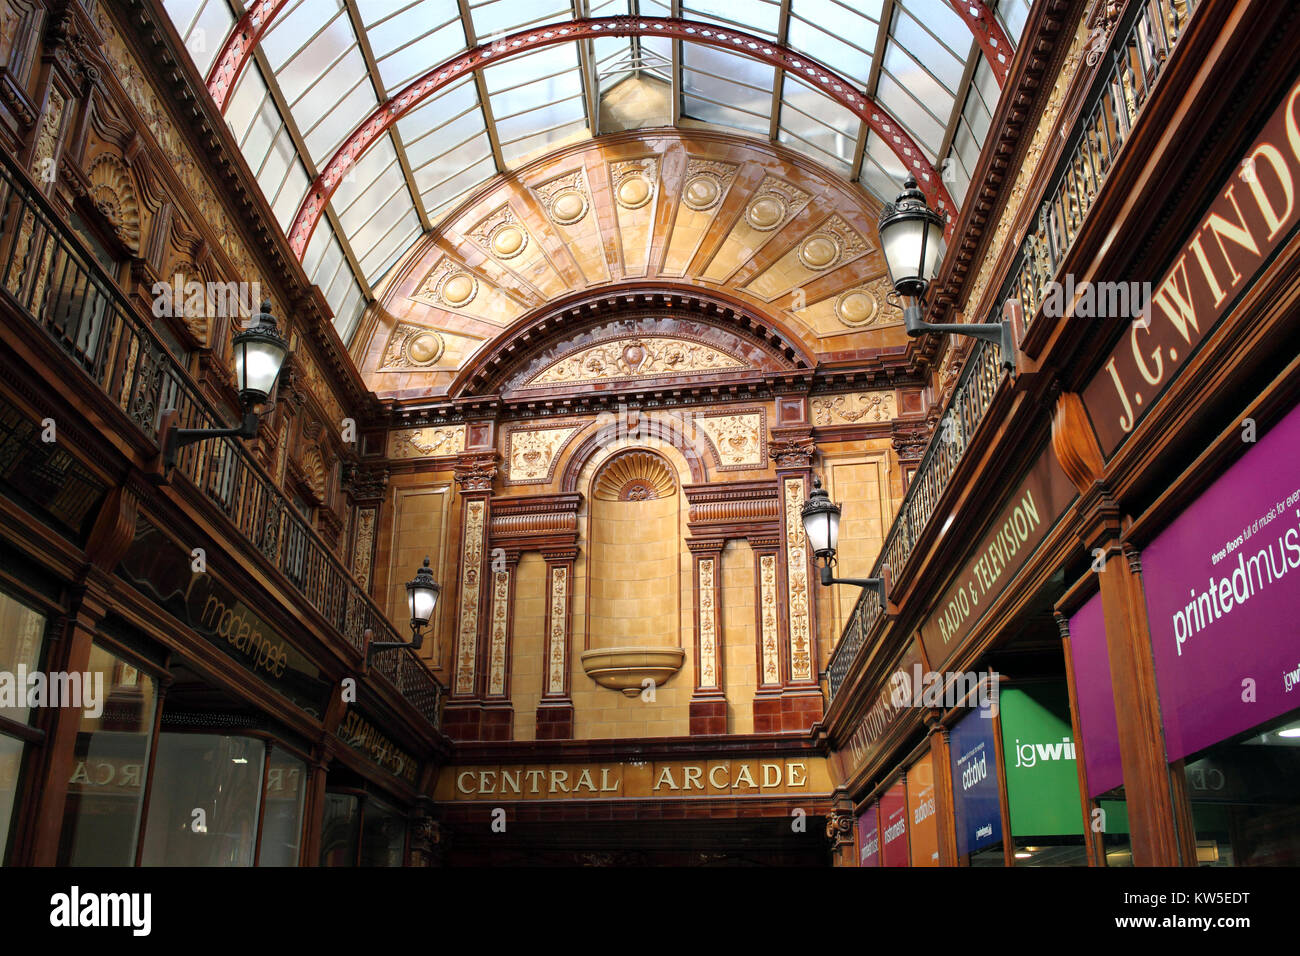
(1143, 402), (1300, 762)
(857, 803), (880, 867)
(1068, 591), (1124, 797)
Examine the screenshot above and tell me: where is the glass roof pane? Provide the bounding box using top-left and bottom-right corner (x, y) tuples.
(263, 0), (348, 79)
(681, 43), (775, 134)
(170, 0), (233, 77)
(468, 0), (571, 41)
(302, 220), (334, 281)
(360, 211), (422, 282)
(778, 74), (859, 171)
(501, 118), (589, 167)
(875, 72), (945, 162)
(590, 0), (631, 14)
(889, 4), (966, 94)
(861, 131), (908, 204)
(997, 0), (1032, 47)
(422, 156), (497, 221)
(301, 73), (378, 163)
(373, 12), (467, 91)
(681, 0), (781, 39)
(273, 162), (310, 230)
(787, 15), (875, 88)
(482, 43), (579, 95)
(414, 137), (494, 195)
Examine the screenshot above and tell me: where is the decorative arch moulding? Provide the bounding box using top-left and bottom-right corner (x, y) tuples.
(284, 17), (958, 258)
(454, 288), (818, 398)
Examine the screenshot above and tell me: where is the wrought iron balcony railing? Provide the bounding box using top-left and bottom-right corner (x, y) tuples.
(826, 0), (1201, 704)
(1010, 0), (1199, 329)
(0, 147), (442, 729)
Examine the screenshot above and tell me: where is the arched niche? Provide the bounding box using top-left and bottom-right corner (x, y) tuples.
(572, 438), (693, 699)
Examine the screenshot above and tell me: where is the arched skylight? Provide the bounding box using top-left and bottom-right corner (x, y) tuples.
(160, 0), (1034, 344)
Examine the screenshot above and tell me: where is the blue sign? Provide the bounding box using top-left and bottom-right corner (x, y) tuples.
(950, 710), (1002, 857)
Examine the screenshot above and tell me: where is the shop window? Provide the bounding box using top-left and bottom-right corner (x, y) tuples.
(320, 792), (360, 866)
(258, 748), (308, 866)
(140, 733), (265, 866)
(360, 799), (406, 867)
(1181, 711), (1300, 866)
(58, 645), (158, 866)
(0, 736), (25, 865)
(320, 791), (406, 867)
(950, 710), (1005, 866)
(0, 589), (47, 726)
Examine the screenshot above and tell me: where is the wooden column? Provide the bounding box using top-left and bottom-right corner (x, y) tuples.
(927, 715), (960, 866)
(536, 548), (577, 739)
(687, 538), (726, 735)
(1052, 393), (1182, 866)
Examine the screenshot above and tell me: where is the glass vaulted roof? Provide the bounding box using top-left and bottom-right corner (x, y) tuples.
(161, 0), (1034, 344)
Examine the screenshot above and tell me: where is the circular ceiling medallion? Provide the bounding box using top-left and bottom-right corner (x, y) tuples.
(683, 175), (721, 210)
(406, 330), (445, 366)
(799, 234), (841, 270)
(835, 289), (879, 327)
(616, 175), (653, 209)
(746, 195), (786, 231)
(438, 272), (478, 307)
(490, 224), (527, 258)
(550, 189), (588, 225)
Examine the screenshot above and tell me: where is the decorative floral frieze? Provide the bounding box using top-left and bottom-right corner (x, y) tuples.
(547, 565), (569, 695)
(388, 425), (466, 460)
(523, 336), (747, 388)
(784, 477), (813, 683)
(759, 553), (780, 685)
(811, 390), (898, 426)
(505, 422), (581, 484)
(454, 499), (486, 697)
(698, 557), (718, 689)
(487, 567), (511, 696)
(697, 410), (765, 469)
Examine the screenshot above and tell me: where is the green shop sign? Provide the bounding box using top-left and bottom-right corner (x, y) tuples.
(999, 686), (1084, 837)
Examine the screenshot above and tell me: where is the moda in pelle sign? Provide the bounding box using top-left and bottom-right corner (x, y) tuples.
(1143, 401), (1300, 762)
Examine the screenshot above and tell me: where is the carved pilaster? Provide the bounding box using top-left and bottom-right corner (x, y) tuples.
(537, 550), (576, 740)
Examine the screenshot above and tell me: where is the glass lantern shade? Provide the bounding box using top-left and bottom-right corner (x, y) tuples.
(800, 478), (842, 562)
(878, 176), (945, 299)
(233, 300), (288, 405)
(406, 557), (440, 630)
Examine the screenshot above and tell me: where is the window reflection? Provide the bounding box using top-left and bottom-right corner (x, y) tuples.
(58, 645), (156, 866)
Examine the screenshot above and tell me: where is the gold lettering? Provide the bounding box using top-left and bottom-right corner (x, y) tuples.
(653, 766), (680, 791)
(1131, 320), (1164, 386)
(526, 769), (546, 793)
(761, 763), (782, 788)
(600, 768), (619, 792)
(501, 769), (521, 794)
(1202, 185), (1260, 286)
(549, 769), (569, 793)
(456, 771), (476, 794)
(709, 764), (730, 790)
(1242, 143), (1295, 241)
(1153, 255), (1201, 343)
(682, 766), (704, 790)
(479, 770), (496, 794)
(573, 769), (597, 792)
(733, 763), (757, 789)
(1187, 233), (1227, 308)
(1286, 83), (1300, 173)
(787, 762), (807, 788)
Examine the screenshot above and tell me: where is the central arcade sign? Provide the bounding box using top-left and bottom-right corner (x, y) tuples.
(435, 757), (831, 801)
